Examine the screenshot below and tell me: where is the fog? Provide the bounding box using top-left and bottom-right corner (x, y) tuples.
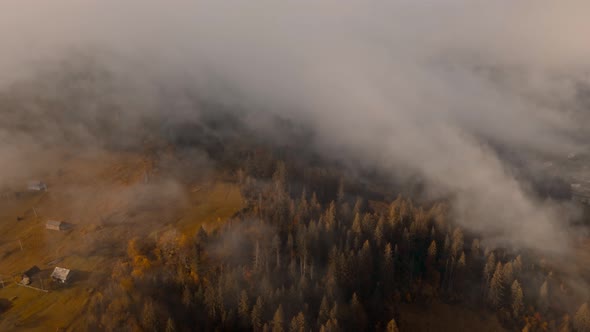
(1, 1), (590, 253)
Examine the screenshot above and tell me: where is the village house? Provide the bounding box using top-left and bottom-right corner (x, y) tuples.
(46, 220), (68, 231)
(51, 267), (71, 284)
(27, 181), (47, 191)
(21, 266), (40, 285)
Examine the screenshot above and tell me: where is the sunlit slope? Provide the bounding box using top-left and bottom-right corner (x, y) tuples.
(0, 149), (243, 331)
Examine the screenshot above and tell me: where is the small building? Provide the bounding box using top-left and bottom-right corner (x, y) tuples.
(51, 267), (71, 283)
(27, 181), (47, 192)
(46, 220), (68, 231)
(21, 266), (40, 285)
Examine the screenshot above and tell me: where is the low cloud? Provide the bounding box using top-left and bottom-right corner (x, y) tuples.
(1, 0), (589, 253)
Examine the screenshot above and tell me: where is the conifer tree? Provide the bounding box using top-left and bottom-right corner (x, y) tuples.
(427, 240), (437, 266)
(272, 234), (281, 269)
(251, 297), (264, 331)
(272, 304), (285, 332)
(386, 318), (400, 332)
(165, 317), (176, 332)
(451, 228), (464, 258)
(318, 296), (330, 326)
(238, 290), (250, 323)
(483, 253), (496, 284)
(142, 300), (157, 331)
(539, 280), (549, 313)
(382, 243), (394, 287)
(513, 255), (523, 277)
(511, 280), (524, 318)
(575, 303), (590, 332)
(289, 312), (307, 332)
(352, 213), (362, 235)
(503, 262), (514, 288)
(488, 262), (504, 308)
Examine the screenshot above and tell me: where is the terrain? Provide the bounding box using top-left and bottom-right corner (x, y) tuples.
(0, 148), (243, 331)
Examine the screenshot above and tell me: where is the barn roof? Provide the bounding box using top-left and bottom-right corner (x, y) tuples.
(51, 267), (71, 281)
(46, 220), (63, 227)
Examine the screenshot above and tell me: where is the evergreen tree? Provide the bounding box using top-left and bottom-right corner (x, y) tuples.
(165, 317), (176, 332)
(318, 296), (330, 326)
(238, 290), (250, 324)
(141, 300), (157, 331)
(502, 262), (514, 288)
(483, 253), (496, 284)
(375, 219), (385, 247)
(272, 234), (281, 269)
(427, 240), (437, 266)
(511, 280), (524, 318)
(539, 280), (549, 313)
(350, 293), (367, 332)
(251, 297), (264, 331)
(451, 228), (464, 258)
(386, 318), (400, 332)
(513, 255), (523, 277)
(382, 243), (394, 290)
(574, 303), (590, 332)
(289, 312), (307, 332)
(488, 262), (504, 308)
(324, 201), (336, 231)
(443, 233), (451, 255)
(352, 213), (362, 235)
(272, 304), (285, 332)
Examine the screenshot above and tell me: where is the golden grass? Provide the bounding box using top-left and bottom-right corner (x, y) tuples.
(0, 149), (243, 331)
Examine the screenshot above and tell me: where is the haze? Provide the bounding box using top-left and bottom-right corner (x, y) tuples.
(1, 0), (590, 253)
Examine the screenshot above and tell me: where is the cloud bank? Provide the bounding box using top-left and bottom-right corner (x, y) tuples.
(1, 0), (590, 253)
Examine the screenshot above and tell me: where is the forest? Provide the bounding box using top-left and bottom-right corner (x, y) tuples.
(82, 138), (590, 332)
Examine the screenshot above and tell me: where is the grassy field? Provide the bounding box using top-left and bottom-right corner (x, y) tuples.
(0, 149), (243, 331)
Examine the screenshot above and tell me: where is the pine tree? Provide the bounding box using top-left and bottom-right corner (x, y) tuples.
(352, 213), (362, 235)
(289, 312), (306, 332)
(559, 314), (572, 332)
(513, 255), (523, 277)
(488, 262), (504, 308)
(382, 243), (394, 290)
(324, 201), (336, 231)
(443, 233), (451, 255)
(272, 234), (281, 269)
(350, 293), (367, 331)
(273, 161), (287, 193)
(386, 318), (400, 332)
(318, 296), (330, 326)
(251, 297), (264, 331)
(254, 240), (261, 271)
(458, 252), (466, 269)
(374, 219), (385, 247)
(574, 303), (590, 332)
(165, 317), (176, 332)
(451, 228), (464, 258)
(539, 280), (549, 313)
(483, 253), (496, 284)
(238, 290), (250, 323)
(272, 304), (285, 332)
(142, 300), (157, 331)
(511, 280), (524, 318)
(502, 262), (514, 287)
(427, 240), (437, 266)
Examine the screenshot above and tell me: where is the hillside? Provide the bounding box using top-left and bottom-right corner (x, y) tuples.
(0, 149), (243, 331)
